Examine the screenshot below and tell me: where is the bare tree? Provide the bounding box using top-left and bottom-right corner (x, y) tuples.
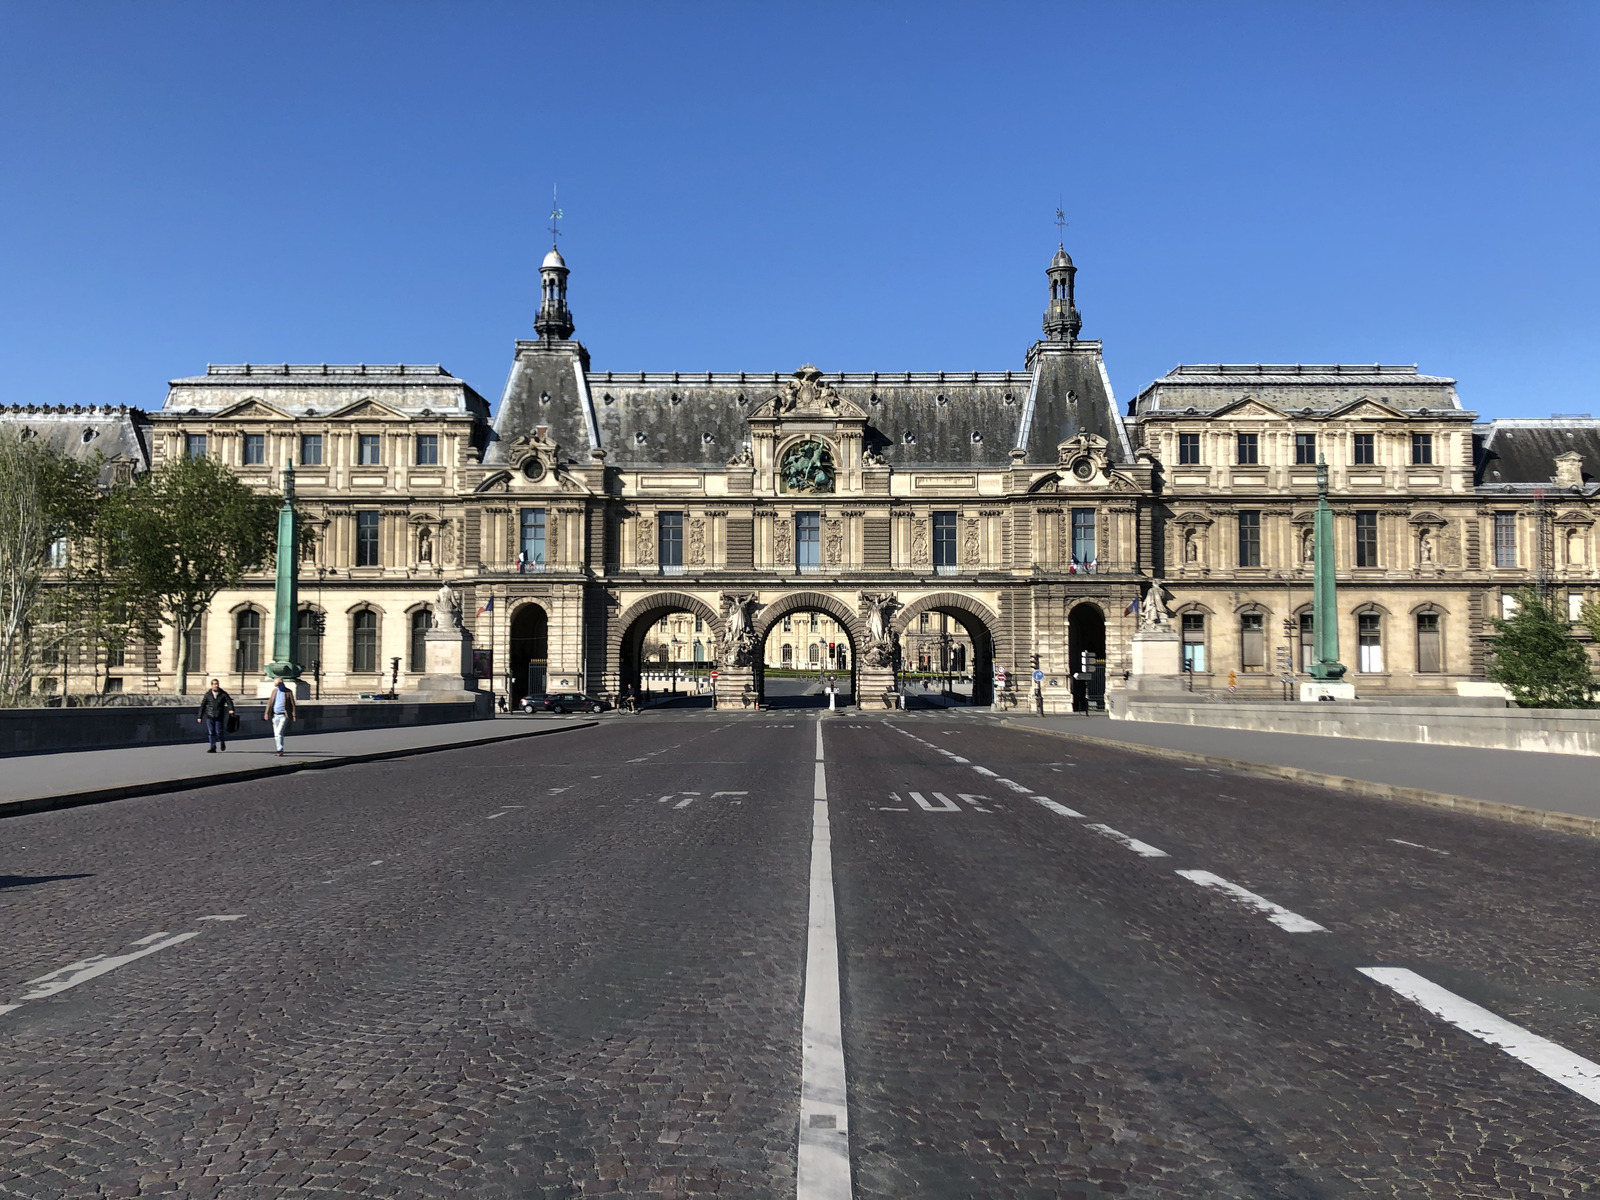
(0, 432), (98, 705)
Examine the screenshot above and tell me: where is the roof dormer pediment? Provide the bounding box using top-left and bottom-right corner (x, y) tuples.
(325, 397), (410, 422)
(1207, 396), (1285, 421)
(1327, 396), (1409, 421)
(211, 397), (298, 421)
(747, 365), (869, 424)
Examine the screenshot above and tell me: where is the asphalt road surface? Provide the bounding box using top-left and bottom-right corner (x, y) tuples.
(4, 710), (1600, 1197)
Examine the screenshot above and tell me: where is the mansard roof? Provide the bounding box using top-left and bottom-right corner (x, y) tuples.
(162, 363), (490, 418)
(488, 341), (1132, 470)
(1131, 363), (1462, 417)
(0, 404), (150, 483)
(1476, 418), (1600, 494)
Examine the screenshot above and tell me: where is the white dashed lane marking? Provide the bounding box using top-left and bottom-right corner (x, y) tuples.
(1086, 823), (1169, 859)
(1176, 870), (1326, 933)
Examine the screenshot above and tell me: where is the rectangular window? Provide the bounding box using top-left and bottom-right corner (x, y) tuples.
(415, 434), (439, 466)
(1353, 432), (1375, 465)
(1502, 593), (1520, 619)
(1358, 613), (1383, 673)
(1494, 512), (1517, 568)
(183, 626), (203, 672)
(1355, 510), (1379, 568)
(932, 511), (958, 569)
(520, 507), (546, 568)
(1236, 433), (1259, 465)
(1416, 613), (1442, 673)
(243, 433), (265, 465)
(1299, 611), (1315, 672)
(358, 434), (382, 465)
(1412, 433), (1433, 465)
(300, 434), (323, 466)
(658, 511), (683, 569)
(1071, 508), (1096, 565)
(796, 512), (821, 569)
(106, 644), (125, 668)
(356, 511), (380, 567)
(1571, 593), (1585, 623)
(185, 434), (207, 460)
(1181, 613), (1206, 673)
(1237, 510), (1261, 567)
(46, 537), (68, 569)
(1241, 612), (1265, 670)
(1177, 433), (1201, 465)
(1295, 433), (1316, 465)
(103, 677), (123, 694)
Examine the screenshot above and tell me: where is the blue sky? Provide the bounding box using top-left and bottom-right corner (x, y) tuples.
(1, 3), (1595, 419)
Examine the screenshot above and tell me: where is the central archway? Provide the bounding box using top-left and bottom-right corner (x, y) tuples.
(892, 593), (999, 707)
(752, 591), (866, 709)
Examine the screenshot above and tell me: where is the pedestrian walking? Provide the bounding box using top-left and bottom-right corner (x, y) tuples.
(196, 678), (236, 752)
(262, 678), (298, 756)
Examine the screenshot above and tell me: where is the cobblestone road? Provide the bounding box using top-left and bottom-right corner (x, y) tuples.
(4, 708), (1600, 1196)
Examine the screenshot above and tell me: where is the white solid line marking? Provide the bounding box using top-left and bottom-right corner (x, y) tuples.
(1086, 823), (1169, 858)
(130, 932), (171, 946)
(1389, 838), (1450, 856)
(1032, 795), (1086, 819)
(18, 932), (201, 1002)
(1360, 967), (1600, 1106)
(197, 914), (246, 921)
(798, 747), (851, 1196)
(1176, 870), (1327, 933)
(814, 761), (827, 801)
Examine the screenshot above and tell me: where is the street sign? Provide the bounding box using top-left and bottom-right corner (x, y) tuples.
(1032, 669), (1044, 683)
(710, 670), (719, 680)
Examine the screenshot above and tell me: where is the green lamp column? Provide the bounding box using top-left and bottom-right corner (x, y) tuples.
(265, 465), (302, 680)
(1308, 457), (1347, 681)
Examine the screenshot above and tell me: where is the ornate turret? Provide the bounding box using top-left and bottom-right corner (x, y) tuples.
(534, 246), (574, 341)
(1042, 245), (1082, 342)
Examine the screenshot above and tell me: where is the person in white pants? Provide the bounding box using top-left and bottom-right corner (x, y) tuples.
(262, 678), (298, 756)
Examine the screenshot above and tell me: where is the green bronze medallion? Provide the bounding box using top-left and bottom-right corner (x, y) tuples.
(780, 440), (835, 494)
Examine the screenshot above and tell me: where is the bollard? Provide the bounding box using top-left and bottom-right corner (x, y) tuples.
(828, 686), (836, 711)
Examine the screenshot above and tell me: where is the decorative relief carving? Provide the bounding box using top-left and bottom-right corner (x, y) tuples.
(911, 520), (929, 565)
(777, 364), (844, 416)
(688, 517), (706, 566)
(825, 518), (843, 566)
(963, 517), (980, 564)
(637, 516), (656, 566)
(774, 516), (792, 563)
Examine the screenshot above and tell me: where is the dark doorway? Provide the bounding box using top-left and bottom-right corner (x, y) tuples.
(758, 609), (855, 708)
(1067, 603), (1107, 712)
(509, 604), (548, 705)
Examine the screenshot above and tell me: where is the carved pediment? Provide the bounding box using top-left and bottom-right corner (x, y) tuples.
(325, 397), (409, 421)
(1407, 510), (1448, 527)
(1056, 433), (1111, 482)
(749, 365), (868, 422)
(1170, 510), (1214, 528)
(505, 424), (562, 484)
(212, 397), (297, 421)
(1209, 395), (1285, 420)
(1328, 396), (1409, 421)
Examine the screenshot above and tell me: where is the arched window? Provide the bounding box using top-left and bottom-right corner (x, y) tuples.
(1416, 611), (1443, 674)
(1181, 612), (1207, 673)
(352, 610), (379, 673)
(410, 609), (434, 672)
(236, 609), (261, 674)
(1239, 610), (1265, 671)
(782, 643), (793, 665)
(1358, 612), (1384, 674)
(809, 643), (821, 666)
(296, 609), (323, 671)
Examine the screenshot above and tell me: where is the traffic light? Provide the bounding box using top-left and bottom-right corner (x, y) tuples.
(1031, 652), (1040, 670)
(1081, 650), (1094, 674)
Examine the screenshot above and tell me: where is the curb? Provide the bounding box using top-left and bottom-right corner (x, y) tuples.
(997, 719), (1600, 841)
(0, 720), (599, 821)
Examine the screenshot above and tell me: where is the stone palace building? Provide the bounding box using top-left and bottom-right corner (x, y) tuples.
(12, 243), (1599, 712)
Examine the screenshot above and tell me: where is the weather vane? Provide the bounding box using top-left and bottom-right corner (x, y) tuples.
(1055, 200), (1067, 246)
(548, 186), (564, 246)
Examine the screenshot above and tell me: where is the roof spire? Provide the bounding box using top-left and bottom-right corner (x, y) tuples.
(535, 188), (574, 341)
(1042, 223), (1082, 342)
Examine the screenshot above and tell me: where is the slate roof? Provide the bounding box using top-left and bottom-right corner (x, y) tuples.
(0, 405), (150, 483)
(1476, 419), (1600, 493)
(488, 342), (1132, 469)
(1131, 363), (1461, 416)
(162, 364), (490, 417)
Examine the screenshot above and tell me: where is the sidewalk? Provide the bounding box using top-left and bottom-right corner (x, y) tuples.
(992, 712), (1600, 836)
(0, 714), (597, 819)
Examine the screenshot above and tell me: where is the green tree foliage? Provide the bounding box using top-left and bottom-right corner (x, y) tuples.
(0, 431), (100, 705)
(1485, 587), (1594, 709)
(103, 454), (279, 695)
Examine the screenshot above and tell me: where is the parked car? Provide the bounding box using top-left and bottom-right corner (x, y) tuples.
(517, 693), (548, 714)
(542, 692), (610, 714)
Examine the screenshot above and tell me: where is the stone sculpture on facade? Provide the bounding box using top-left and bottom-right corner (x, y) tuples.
(721, 592), (761, 667)
(860, 592), (900, 667)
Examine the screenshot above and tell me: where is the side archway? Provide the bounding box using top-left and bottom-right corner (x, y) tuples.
(891, 591), (1001, 705)
(608, 591), (724, 698)
(1067, 601), (1107, 712)
(752, 591), (868, 707)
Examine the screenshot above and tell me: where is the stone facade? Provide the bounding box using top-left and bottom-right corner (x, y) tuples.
(9, 243), (1596, 711)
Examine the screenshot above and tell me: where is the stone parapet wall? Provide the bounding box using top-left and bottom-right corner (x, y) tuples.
(1109, 695), (1600, 756)
(0, 696), (490, 756)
